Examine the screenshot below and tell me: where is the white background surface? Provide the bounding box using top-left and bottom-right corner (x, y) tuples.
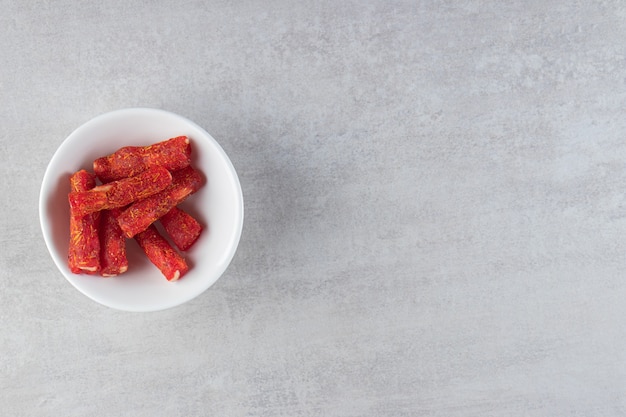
(2, 1), (626, 415)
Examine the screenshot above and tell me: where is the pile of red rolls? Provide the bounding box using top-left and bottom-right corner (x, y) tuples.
(67, 136), (204, 281)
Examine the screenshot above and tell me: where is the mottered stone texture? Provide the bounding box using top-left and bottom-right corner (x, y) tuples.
(2, 1), (626, 416)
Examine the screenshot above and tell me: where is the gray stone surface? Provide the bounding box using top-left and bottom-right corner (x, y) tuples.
(2, 0), (626, 415)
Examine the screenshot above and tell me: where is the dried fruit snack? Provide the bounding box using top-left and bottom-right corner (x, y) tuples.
(93, 136), (191, 183)
(68, 166), (172, 217)
(99, 208), (128, 277)
(116, 166), (203, 238)
(159, 206), (203, 251)
(134, 225), (189, 281)
(68, 170), (101, 274)
(67, 136), (206, 282)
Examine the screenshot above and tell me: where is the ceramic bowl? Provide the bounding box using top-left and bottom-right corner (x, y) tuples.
(39, 108), (244, 312)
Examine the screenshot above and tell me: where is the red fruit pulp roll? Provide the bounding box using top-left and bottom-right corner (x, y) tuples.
(68, 166), (172, 217)
(159, 206), (203, 251)
(117, 166), (203, 238)
(99, 208), (128, 277)
(68, 170), (101, 274)
(134, 225), (188, 281)
(93, 136), (191, 183)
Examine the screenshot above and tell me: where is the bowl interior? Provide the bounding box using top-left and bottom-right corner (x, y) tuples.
(39, 108), (243, 312)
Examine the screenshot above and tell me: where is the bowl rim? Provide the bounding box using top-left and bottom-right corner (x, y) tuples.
(38, 107), (244, 312)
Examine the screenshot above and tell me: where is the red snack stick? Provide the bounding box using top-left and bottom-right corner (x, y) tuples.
(159, 206), (203, 251)
(99, 208), (128, 277)
(134, 225), (188, 281)
(68, 166), (172, 217)
(117, 166), (203, 238)
(93, 136), (191, 183)
(68, 170), (101, 274)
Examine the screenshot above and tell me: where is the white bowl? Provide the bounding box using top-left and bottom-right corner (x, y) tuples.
(39, 108), (244, 312)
